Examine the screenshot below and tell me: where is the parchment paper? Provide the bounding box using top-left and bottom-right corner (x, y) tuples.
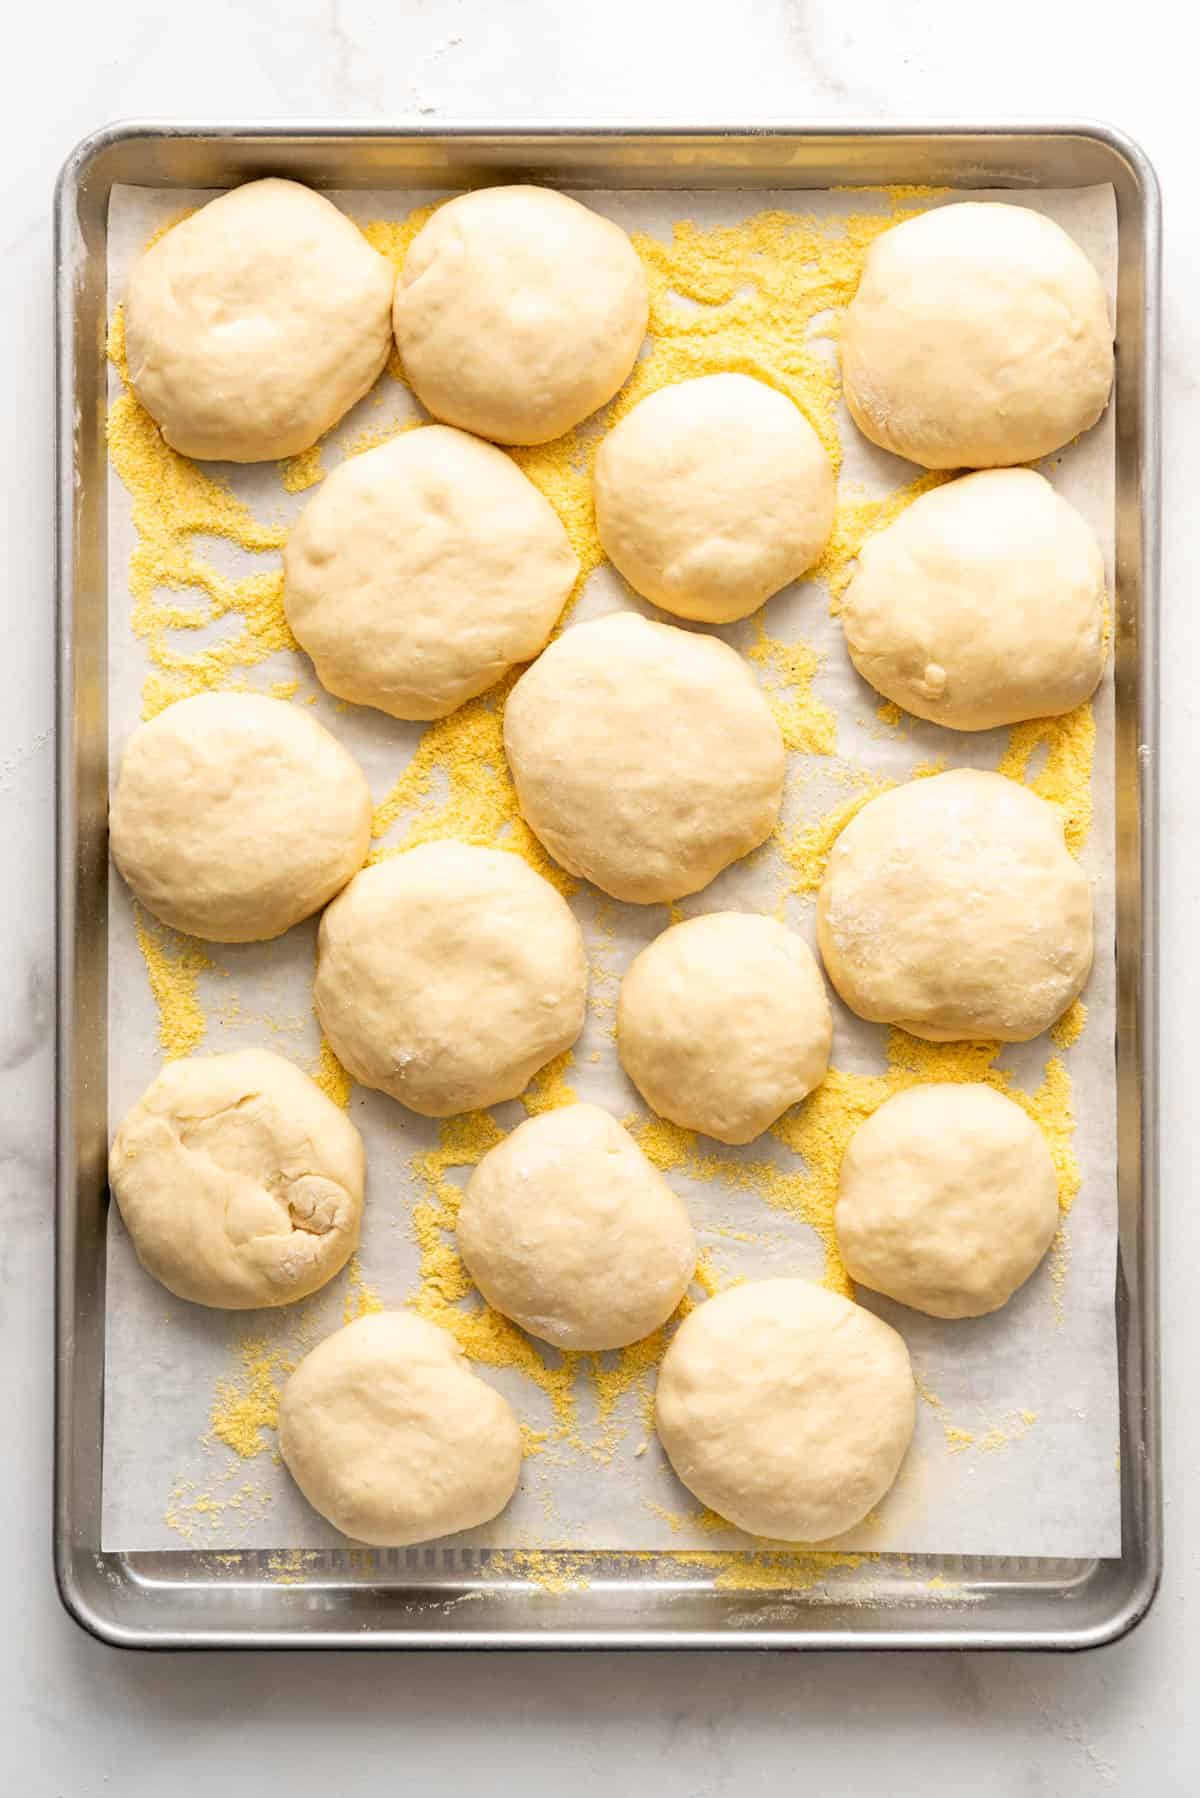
(102, 182), (1121, 1559)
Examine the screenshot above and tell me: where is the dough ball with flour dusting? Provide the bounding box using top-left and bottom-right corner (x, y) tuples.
(279, 1312), (521, 1546)
(593, 374), (835, 623)
(394, 185), (649, 445)
(503, 612), (785, 904)
(314, 842), (587, 1117)
(655, 1279), (915, 1541)
(109, 1050), (364, 1310)
(618, 913), (832, 1145)
(817, 769), (1092, 1043)
(109, 692), (372, 943)
(836, 1083), (1059, 1319)
(283, 425), (578, 721)
(125, 178), (395, 462)
(457, 1104), (697, 1351)
(841, 202), (1113, 469)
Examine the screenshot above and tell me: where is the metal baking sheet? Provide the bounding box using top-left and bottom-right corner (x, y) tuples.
(54, 122), (1161, 1649)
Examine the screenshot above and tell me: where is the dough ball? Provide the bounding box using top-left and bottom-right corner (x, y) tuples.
(593, 374), (835, 623)
(283, 425), (578, 721)
(841, 469), (1106, 730)
(817, 769), (1092, 1042)
(125, 179), (394, 462)
(457, 1104), (697, 1351)
(109, 1050), (364, 1309)
(110, 693), (372, 943)
(503, 612), (785, 903)
(836, 1083), (1059, 1319)
(314, 842), (586, 1116)
(840, 202), (1113, 469)
(278, 1312), (521, 1546)
(655, 1279), (915, 1541)
(394, 185), (648, 444)
(618, 913), (831, 1145)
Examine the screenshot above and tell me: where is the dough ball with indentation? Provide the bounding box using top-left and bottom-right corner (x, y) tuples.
(110, 692), (372, 943)
(314, 843), (586, 1117)
(618, 913), (832, 1145)
(124, 179), (395, 462)
(504, 612), (785, 903)
(840, 202), (1113, 469)
(457, 1104), (697, 1351)
(836, 1083), (1059, 1319)
(283, 425), (578, 721)
(817, 769), (1092, 1043)
(394, 185), (648, 445)
(655, 1279), (915, 1541)
(109, 1050), (364, 1309)
(278, 1312), (521, 1546)
(842, 470), (1106, 730)
(594, 375), (835, 623)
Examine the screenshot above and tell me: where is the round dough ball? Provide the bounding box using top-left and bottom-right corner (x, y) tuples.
(655, 1279), (915, 1541)
(125, 178), (394, 462)
(109, 1050), (364, 1309)
(618, 913), (832, 1145)
(314, 842), (586, 1117)
(840, 202), (1113, 469)
(394, 185), (648, 445)
(817, 769), (1092, 1043)
(283, 425), (578, 721)
(836, 1083), (1059, 1319)
(457, 1104), (697, 1351)
(278, 1312), (521, 1546)
(503, 612), (785, 904)
(594, 374), (835, 623)
(110, 693), (372, 943)
(841, 469), (1106, 730)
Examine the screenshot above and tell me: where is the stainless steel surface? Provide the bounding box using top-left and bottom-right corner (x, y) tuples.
(54, 121), (1161, 1651)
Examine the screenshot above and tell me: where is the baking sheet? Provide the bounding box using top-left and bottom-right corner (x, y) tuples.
(101, 181), (1121, 1559)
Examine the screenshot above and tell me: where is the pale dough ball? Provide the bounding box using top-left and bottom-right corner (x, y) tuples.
(840, 202), (1113, 469)
(394, 185), (649, 445)
(125, 179), (394, 462)
(457, 1104), (697, 1351)
(110, 693), (372, 943)
(655, 1279), (915, 1541)
(284, 425), (578, 720)
(817, 769), (1092, 1043)
(313, 842), (586, 1117)
(836, 1083), (1059, 1319)
(503, 612), (785, 904)
(841, 469), (1106, 730)
(618, 913), (832, 1145)
(593, 374), (835, 623)
(278, 1312), (521, 1546)
(109, 1050), (364, 1309)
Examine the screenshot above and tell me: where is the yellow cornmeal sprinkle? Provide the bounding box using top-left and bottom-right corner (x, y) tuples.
(518, 1050), (578, 1116)
(342, 1255), (384, 1323)
(133, 906), (215, 1058)
(165, 1477), (273, 1542)
(998, 701), (1096, 855)
(666, 1548), (870, 1593)
(281, 443), (325, 493)
(1051, 1000), (1088, 1050)
(486, 1550), (592, 1595)
(746, 617), (837, 756)
(208, 1334), (294, 1459)
(817, 471), (951, 609)
(778, 777), (892, 897)
(310, 1035), (354, 1110)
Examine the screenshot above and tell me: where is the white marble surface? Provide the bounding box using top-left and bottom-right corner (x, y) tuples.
(4, 0), (1195, 1791)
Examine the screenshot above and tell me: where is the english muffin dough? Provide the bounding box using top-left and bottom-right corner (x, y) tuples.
(836, 1083), (1059, 1319)
(109, 1050), (364, 1309)
(817, 769), (1092, 1042)
(655, 1279), (915, 1541)
(283, 425), (578, 721)
(593, 374), (835, 623)
(618, 913), (832, 1144)
(110, 692), (372, 943)
(841, 469), (1106, 729)
(313, 842), (587, 1116)
(394, 185), (649, 445)
(278, 1312), (521, 1546)
(503, 612), (785, 904)
(840, 202), (1113, 469)
(125, 178), (395, 462)
(457, 1104), (697, 1350)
